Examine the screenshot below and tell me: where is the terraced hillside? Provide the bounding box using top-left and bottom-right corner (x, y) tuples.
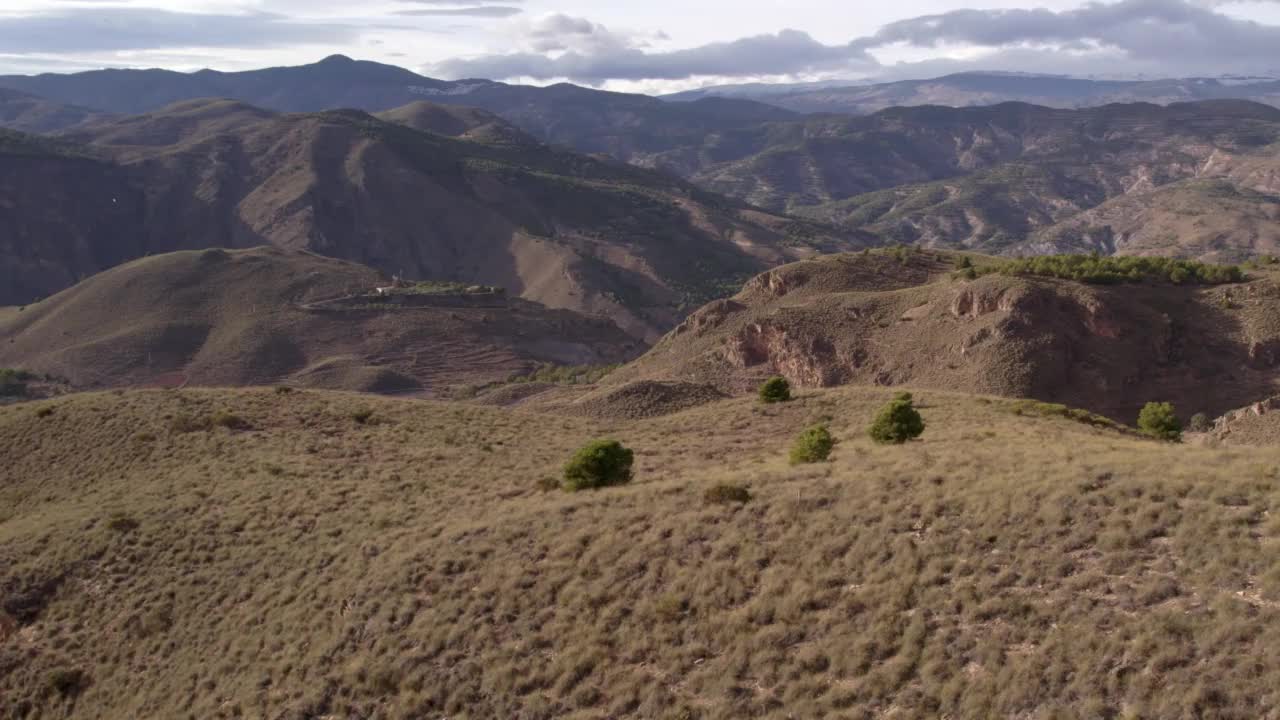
(5, 385), (1280, 718)
(0, 247), (637, 394)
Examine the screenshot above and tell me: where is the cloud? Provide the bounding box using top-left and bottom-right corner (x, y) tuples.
(0, 7), (360, 53)
(395, 6), (523, 18)
(432, 20), (876, 83)
(431, 0), (1280, 85)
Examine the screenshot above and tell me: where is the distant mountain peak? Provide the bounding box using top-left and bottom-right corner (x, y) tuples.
(318, 54), (356, 65)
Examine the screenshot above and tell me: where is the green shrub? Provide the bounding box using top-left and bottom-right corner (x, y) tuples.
(957, 256), (973, 269)
(704, 483), (752, 504)
(1188, 412), (1211, 433)
(759, 376), (792, 404)
(993, 254), (1242, 286)
(563, 440), (635, 491)
(868, 392), (926, 445)
(1138, 402), (1182, 441)
(351, 408), (375, 425)
(790, 425), (835, 464)
(0, 368), (31, 397)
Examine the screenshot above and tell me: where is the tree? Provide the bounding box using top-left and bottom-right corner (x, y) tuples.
(868, 392), (925, 444)
(563, 439), (635, 491)
(1188, 412), (1211, 433)
(1137, 402), (1181, 441)
(759, 376), (792, 404)
(790, 425), (835, 464)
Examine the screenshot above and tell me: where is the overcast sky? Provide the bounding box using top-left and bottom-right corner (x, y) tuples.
(2, 0), (1280, 92)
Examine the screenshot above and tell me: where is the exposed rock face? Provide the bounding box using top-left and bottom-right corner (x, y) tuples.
(608, 250), (1280, 422)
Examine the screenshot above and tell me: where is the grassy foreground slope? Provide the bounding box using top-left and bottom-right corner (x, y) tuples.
(5, 387), (1280, 718)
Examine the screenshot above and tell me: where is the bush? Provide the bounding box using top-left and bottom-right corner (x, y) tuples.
(0, 368), (31, 397)
(351, 408), (375, 425)
(212, 411), (250, 430)
(759, 376), (792, 404)
(868, 392), (926, 445)
(1138, 402), (1182, 441)
(47, 668), (86, 697)
(1188, 412), (1212, 433)
(790, 425), (835, 464)
(704, 483), (752, 504)
(957, 256), (973, 269)
(563, 440), (635, 491)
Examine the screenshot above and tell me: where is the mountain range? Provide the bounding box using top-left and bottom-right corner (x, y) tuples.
(0, 96), (860, 340)
(8, 58), (1280, 263)
(665, 72), (1280, 115)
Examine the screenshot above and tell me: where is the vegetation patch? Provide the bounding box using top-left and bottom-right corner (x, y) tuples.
(703, 483), (752, 505)
(790, 425), (835, 464)
(563, 439), (635, 491)
(1008, 400), (1124, 431)
(0, 368), (33, 398)
(758, 376), (792, 404)
(989, 254), (1243, 285)
(868, 392), (926, 444)
(1138, 401), (1183, 442)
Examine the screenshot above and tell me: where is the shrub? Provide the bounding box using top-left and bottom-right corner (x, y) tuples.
(107, 513), (139, 533)
(274, 385), (295, 395)
(563, 440), (635, 491)
(790, 425), (835, 464)
(1138, 402), (1182, 441)
(212, 411), (250, 430)
(759, 376), (792, 404)
(351, 408), (375, 425)
(170, 414), (212, 434)
(704, 483), (752, 504)
(1188, 412), (1212, 433)
(957, 256), (973, 269)
(0, 368), (31, 397)
(47, 668), (86, 697)
(868, 392), (926, 445)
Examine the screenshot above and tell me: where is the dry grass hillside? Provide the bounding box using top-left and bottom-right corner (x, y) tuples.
(0, 247), (637, 394)
(6, 386), (1280, 718)
(9, 99), (862, 340)
(608, 248), (1280, 422)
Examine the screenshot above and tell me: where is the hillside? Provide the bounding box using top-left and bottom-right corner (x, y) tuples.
(3, 101), (862, 340)
(667, 71), (1280, 115)
(607, 249), (1280, 422)
(0, 247), (638, 394)
(5, 384), (1280, 718)
(0, 88), (102, 134)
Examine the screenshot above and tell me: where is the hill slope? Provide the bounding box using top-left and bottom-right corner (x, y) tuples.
(0, 247), (637, 394)
(609, 249), (1280, 422)
(4, 101), (862, 339)
(5, 386), (1280, 718)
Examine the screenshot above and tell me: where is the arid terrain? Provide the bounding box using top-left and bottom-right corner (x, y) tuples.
(0, 247), (638, 395)
(5, 383), (1280, 719)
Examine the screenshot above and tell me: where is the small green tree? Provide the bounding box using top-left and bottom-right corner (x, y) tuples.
(1188, 412), (1211, 433)
(868, 392), (925, 444)
(1138, 402), (1182, 441)
(957, 256), (973, 269)
(563, 439), (635, 491)
(790, 425), (835, 464)
(758, 376), (792, 404)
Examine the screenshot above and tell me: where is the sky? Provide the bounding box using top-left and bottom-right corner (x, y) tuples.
(2, 0), (1280, 93)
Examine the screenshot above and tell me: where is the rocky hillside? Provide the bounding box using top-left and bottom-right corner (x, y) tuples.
(2, 100), (863, 340)
(609, 249), (1280, 422)
(0, 247), (637, 394)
